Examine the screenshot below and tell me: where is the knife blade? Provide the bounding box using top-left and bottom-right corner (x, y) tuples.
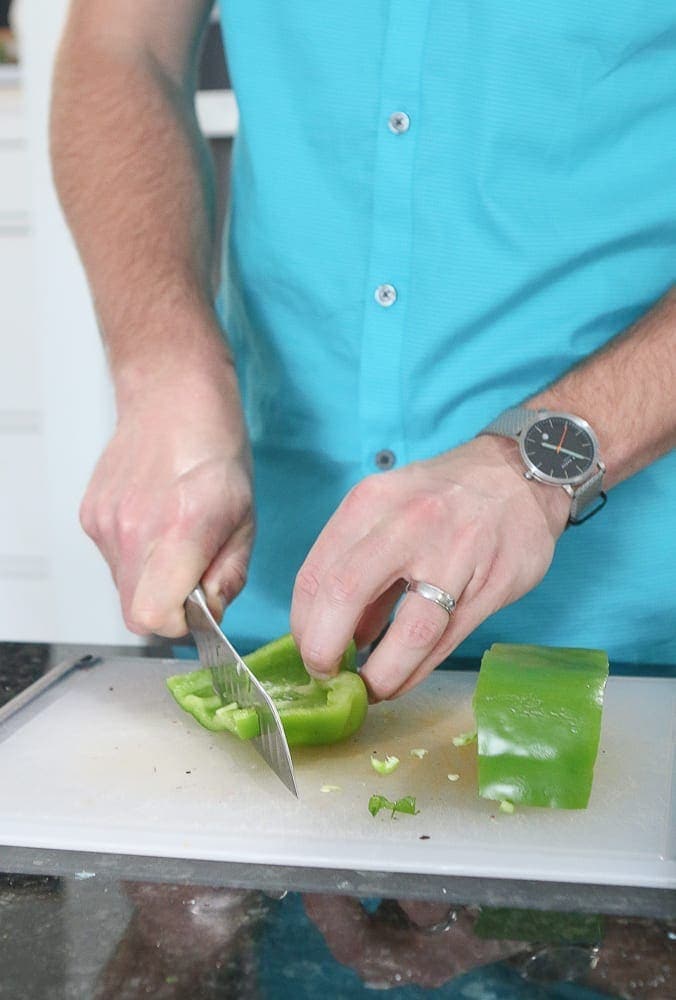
(184, 587), (298, 798)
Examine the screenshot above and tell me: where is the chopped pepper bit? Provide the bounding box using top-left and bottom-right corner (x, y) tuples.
(474, 643), (609, 809)
(368, 794), (420, 818)
(447, 773), (460, 782)
(410, 748), (428, 759)
(166, 635), (367, 747)
(452, 729), (477, 747)
(370, 754), (400, 775)
(499, 800), (515, 814)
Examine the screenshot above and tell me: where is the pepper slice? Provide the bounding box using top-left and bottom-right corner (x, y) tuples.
(166, 635), (367, 747)
(473, 643), (609, 809)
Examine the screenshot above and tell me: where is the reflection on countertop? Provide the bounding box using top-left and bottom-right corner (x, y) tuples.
(0, 872), (674, 999)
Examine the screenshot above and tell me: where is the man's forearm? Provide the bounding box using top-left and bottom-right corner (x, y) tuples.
(527, 287), (676, 489)
(50, 6), (229, 401)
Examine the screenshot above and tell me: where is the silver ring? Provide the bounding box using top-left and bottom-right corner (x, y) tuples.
(406, 580), (456, 615)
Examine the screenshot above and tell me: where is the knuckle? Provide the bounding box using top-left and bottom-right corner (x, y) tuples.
(295, 565), (321, 600)
(81, 501), (115, 550)
(176, 487), (205, 530)
(116, 516), (139, 551)
(159, 480), (210, 538)
(343, 475), (384, 513)
(79, 496), (95, 536)
(115, 494), (143, 546)
(325, 569), (359, 607)
(96, 507), (116, 542)
(397, 612), (445, 650)
(160, 487), (196, 533)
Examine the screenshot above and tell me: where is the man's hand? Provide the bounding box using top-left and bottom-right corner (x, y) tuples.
(291, 435), (569, 701)
(303, 896), (524, 989)
(292, 286), (675, 701)
(80, 363), (253, 637)
(94, 883), (263, 1000)
(51, 1), (252, 637)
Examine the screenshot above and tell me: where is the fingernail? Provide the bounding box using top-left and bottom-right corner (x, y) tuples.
(303, 657), (340, 679)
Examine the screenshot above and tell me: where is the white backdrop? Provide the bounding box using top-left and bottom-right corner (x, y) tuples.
(14, 0), (129, 643)
(4, 1), (234, 643)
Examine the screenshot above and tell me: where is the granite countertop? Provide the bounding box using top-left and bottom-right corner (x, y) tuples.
(1, 641), (674, 999)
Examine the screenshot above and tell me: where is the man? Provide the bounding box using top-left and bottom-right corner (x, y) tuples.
(51, 1), (676, 701)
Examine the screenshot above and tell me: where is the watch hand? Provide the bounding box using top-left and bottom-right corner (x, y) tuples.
(556, 425), (568, 453)
(540, 441), (587, 462)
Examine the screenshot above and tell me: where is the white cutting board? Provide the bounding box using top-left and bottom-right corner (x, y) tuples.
(0, 657), (673, 889)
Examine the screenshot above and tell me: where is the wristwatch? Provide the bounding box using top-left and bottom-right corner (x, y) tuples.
(480, 407), (607, 524)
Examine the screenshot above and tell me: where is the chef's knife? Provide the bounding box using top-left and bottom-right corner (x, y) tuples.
(184, 586), (298, 798)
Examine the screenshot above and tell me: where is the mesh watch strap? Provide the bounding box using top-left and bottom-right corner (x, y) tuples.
(567, 466), (606, 523)
(481, 407), (541, 438)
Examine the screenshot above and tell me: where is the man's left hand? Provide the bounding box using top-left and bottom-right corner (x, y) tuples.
(291, 435), (570, 701)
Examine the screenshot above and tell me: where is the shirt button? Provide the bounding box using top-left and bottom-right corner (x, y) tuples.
(375, 449), (396, 471)
(374, 283), (397, 307)
(388, 111), (410, 135)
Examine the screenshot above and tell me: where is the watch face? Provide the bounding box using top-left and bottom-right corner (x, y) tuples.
(522, 415), (596, 483)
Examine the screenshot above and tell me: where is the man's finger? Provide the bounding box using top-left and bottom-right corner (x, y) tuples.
(296, 521), (413, 676)
(353, 579), (407, 649)
(201, 521), (255, 619)
(290, 475), (394, 644)
(125, 531), (216, 636)
(388, 584), (507, 699)
(359, 572), (474, 702)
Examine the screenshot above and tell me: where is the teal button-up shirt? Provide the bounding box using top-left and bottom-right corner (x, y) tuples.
(216, 1), (676, 662)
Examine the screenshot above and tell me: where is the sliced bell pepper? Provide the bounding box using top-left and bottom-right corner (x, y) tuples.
(473, 643), (609, 809)
(166, 634), (368, 747)
(474, 906), (604, 945)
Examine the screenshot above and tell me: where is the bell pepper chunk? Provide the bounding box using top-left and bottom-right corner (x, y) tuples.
(166, 634), (367, 747)
(473, 643), (609, 809)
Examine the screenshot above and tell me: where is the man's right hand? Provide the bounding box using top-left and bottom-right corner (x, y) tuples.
(79, 361), (253, 638)
(50, 1), (249, 637)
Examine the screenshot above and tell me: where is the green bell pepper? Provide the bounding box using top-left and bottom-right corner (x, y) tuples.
(473, 643), (609, 809)
(474, 907), (604, 945)
(166, 634), (368, 747)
